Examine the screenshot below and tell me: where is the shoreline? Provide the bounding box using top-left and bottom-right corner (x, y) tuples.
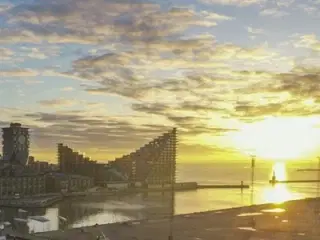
(34, 197), (320, 239)
(0, 181), (249, 208)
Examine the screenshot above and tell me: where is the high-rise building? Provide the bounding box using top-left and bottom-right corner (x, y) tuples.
(2, 123), (30, 165)
(113, 128), (177, 185)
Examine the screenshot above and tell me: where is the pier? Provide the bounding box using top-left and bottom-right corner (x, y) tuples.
(270, 179), (320, 184)
(197, 184), (249, 189)
(122, 182), (249, 192)
(296, 168), (320, 172)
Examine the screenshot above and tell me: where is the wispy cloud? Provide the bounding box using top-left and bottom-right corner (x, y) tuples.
(199, 0), (265, 6)
(247, 27), (265, 35)
(0, 0), (319, 161)
(0, 69), (39, 77)
(38, 99), (77, 108)
(19, 46), (61, 59)
(260, 8), (289, 17)
(294, 34), (320, 52)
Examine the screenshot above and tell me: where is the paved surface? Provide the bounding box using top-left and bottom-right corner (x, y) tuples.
(36, 198), (320, 240)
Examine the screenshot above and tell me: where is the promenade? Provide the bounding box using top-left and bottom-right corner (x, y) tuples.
(36, 197), (320, 240)
(0, 194), (62, 208)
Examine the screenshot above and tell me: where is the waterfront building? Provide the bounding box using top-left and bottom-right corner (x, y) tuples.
(27, 156), (57, 173)
(112, 128), (177, 186)
(57, 144), (112, 185)
(45, 173), (93, 193)
(0, 173), (46, 198)
(57, 144), (98, 177)
(2, 123), (29, 165)
(57, 128), (177, 187)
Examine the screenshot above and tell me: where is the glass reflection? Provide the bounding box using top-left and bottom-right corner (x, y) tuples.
(261, 162), (300, 204)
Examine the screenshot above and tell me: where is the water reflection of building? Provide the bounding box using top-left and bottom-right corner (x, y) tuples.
(56, 193), (174, 228)
(112, 128), (177, 186)
(58, 198), (104, 227)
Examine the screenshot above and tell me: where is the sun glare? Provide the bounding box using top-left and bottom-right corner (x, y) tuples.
(272, 162), (286, 181)
(262, 162), (300, 204)
(232, 117), (319, 161)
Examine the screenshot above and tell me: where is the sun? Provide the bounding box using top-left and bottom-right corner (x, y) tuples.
(231, 116), (319, 161)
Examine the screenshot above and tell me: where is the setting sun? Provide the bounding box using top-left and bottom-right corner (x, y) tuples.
(232, 117), (320, 161)
(262, 162), (301, 204)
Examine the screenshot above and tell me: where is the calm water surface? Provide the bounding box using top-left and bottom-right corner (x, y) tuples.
(3, 161), (320, 232)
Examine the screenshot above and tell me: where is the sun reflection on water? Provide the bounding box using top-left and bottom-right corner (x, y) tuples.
(262, 162), (300, 204)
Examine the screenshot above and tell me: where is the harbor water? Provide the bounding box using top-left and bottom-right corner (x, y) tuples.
(2, 161), (320, 233)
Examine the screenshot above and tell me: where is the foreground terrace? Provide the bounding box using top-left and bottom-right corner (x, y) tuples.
(34, 197), (320, 240)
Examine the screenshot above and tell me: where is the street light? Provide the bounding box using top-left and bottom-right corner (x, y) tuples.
(250, 155), (256, 206)
(250, 155), (256, 229)
(168, 158), (175, 240)
(317, 157), (320, 199)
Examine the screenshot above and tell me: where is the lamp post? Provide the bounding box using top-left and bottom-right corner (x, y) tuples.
(168, 159), (175, 240)
(317, 157), (320, 199)
(250, 155), (256, 206)
(249, 155), (257, 230)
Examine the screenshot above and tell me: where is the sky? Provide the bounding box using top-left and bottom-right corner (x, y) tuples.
(0, 0), (320, 163)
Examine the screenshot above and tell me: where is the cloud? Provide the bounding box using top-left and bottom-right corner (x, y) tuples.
(38, 99), (77, 108)
(19, 46), (61, 59)
(0, 3), (12, 13)
(296, 4), (319, 15)
(0, 47), (21, 64)
(11, 111), (174, 154)
(294, 34), (320, 52)
(234, 67), (320, 118)
(0, 1), (222, 45)
(131, 101), (236, 138)
(247, 27), (265, 35)
(200, 11), (234, 21)
(0, 47), (13, 57)
(66, 36), (279, 103)
(276, 0), (295, 8)
(0, 69), (39, 77)
(260, 8), (289, 17)
(61, 87), (74, 92)
(199, 0), (265, 6)
(23, 79), (44, 85)
(0, 0), (158, 44)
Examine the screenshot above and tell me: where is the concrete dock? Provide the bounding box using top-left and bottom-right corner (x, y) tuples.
(270, 179), (320, 184)
(36, 197), (320, 240)
(197, 184), (249, 189)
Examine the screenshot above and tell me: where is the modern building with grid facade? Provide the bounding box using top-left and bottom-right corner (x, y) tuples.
(112, 128), (177, 186)
(0, 173), (46, 197)
(2, 123), (30, 165)
(57, 143), (97, 177)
